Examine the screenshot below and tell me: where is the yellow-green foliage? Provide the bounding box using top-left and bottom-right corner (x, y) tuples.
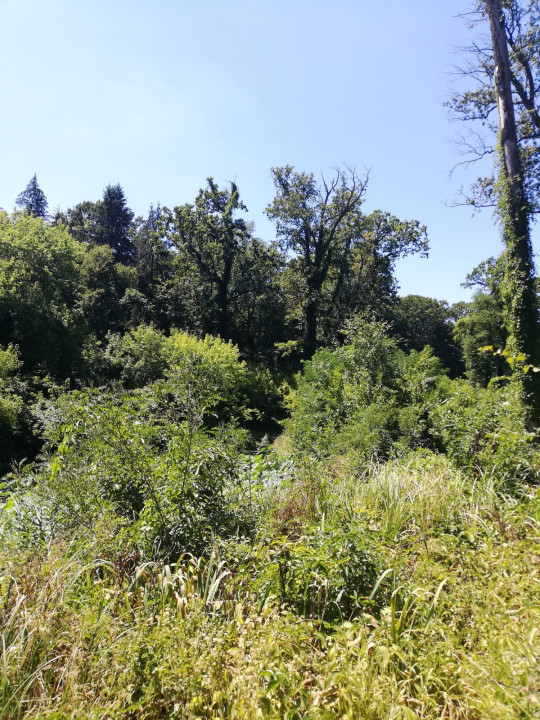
(0, 211), (85, 374)
(0, 482), (538, 719)
(332, 451), (497, 539)
(0, 345), (24, 443)
(164, 329), (246, 376)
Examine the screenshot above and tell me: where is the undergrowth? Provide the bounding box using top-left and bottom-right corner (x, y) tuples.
(0, 453), (538, 719)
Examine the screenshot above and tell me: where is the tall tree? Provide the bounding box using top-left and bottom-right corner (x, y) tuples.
(96, 184), (135, 265)
(169, 179), (250, 341)
(15, 174), (48, 218)
(266, 166), (428, 358)
(54, 200), (101, 246)
(451, 1), (540, 415)
(448, 0), (540, 212)
(266, 166), (368, 358)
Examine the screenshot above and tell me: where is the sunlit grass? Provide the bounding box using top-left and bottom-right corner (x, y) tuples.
(0, 462), (538, 719)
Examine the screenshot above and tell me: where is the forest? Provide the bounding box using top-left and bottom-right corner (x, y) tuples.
(1, 1), (540, 718)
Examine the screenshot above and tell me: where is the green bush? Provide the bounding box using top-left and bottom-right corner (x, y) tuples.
(286, 319), (447, 461)
(0, 345), (37, 475)
(226, 521), (384, 623)
(6, 388), (254, 559)
(430, 377), (539, 486)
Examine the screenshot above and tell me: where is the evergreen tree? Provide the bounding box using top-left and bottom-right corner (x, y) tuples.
(96, 184), (135, 265)
(15, 174), (48, 218)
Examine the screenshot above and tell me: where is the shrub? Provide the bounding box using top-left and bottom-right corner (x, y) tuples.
(430, 378), (539, 486)
(228, 521), (383, 623)
(7, 388), (253, 559)
(286, 319), (447, 461)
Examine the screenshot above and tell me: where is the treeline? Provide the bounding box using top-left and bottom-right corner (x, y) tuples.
(0, 168), (524, 473)
(2, 171), (513, 380)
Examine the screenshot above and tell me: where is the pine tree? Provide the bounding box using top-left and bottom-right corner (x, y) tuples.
(15, 174), (48, 218)
(96, 184), (135, 265)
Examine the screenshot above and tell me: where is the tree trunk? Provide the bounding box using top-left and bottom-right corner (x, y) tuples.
(304, 295), (319, 360)
(217, 278), (230, 340)
(485, 0), (540, 418)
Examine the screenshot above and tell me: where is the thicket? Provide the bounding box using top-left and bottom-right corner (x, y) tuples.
(0, 174), (539, 718)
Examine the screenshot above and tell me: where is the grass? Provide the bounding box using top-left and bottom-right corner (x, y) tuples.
(0, 453), (538, 718)
(326, 451), (499, 539)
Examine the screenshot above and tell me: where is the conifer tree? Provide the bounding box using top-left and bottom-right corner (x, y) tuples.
(96, 184), (135, 265)
(15, 174), (48, 218)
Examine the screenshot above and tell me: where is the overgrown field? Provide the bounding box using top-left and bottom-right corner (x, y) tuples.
(1, 325), (539, 719)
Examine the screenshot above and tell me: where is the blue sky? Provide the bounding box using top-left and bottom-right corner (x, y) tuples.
(1, 0), (537, 304)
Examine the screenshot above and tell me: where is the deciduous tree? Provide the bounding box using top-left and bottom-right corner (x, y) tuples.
(169, 179), (250, 341)
(266, 166), (428, 358)
(450, 1), (540, 415)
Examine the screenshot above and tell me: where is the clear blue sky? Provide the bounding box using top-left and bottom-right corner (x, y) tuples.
(1, 0), (537, 304)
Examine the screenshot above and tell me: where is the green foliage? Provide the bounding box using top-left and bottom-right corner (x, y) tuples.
(2, 164), (540, 720)
(24, 386), (252, 558)
(0, 345), (27, 474)
(169, 179), (250, 341)
(105, 324), (168, 387)
(0, 346), (23, 437)
(391, 294), (463, 376)
(266, 166), (428, 357)
(329, 451), (497, 540)
(0, 211), (85, 375)
(233, 522), (382, 623)
(286, 319), (446, 461)
(0, 472), (538, 719)
(95, 183), (135, 265)
(453, 291), (508, 385)
(15, 174), (48, 218)
(430, 377), (539, 485)
(159, 330), (249, 421)
(78, 244), (139, 338)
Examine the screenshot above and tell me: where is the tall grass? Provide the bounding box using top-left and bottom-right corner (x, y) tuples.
(327, 451), (498, 538)
(0, 459), (538, 718)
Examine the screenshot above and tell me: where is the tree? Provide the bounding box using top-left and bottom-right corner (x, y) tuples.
(15, 174), (48, 218)
(266, 166), (368, 358)
(54, 200), (101, 246)
(266, 166), (428, 358)
(96, 184), (135, 265)
(448, 0), (540, 212)
(56, 185), (135, 265)
(450, 1), (540, 415)
(77, 245), (139, 337)
(0, 211), (84, 375)
(319, 210), (429, 344)
(226, 237), (287, 361)
(169, 179), (250, 341)
(134, 204), (170, 295)
(391, 295), (464, 377)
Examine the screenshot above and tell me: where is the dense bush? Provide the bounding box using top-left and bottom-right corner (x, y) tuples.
(430, 377), (539, 485)
(286, 319), (446, 461)
(5, 382), (255, 559)
(0, 345), (37, 474)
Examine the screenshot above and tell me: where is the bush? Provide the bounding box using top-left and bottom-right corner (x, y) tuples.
(6, 388), (254, 559)
(0, 345), (37, 475)
(286, 319), (447, 461)
(430, 377), (539, 486)
(226, 521), (384, 623)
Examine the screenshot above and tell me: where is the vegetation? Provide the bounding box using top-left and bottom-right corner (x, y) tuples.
(450, 0), (540, 416)
(1, 7), (540, 712)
